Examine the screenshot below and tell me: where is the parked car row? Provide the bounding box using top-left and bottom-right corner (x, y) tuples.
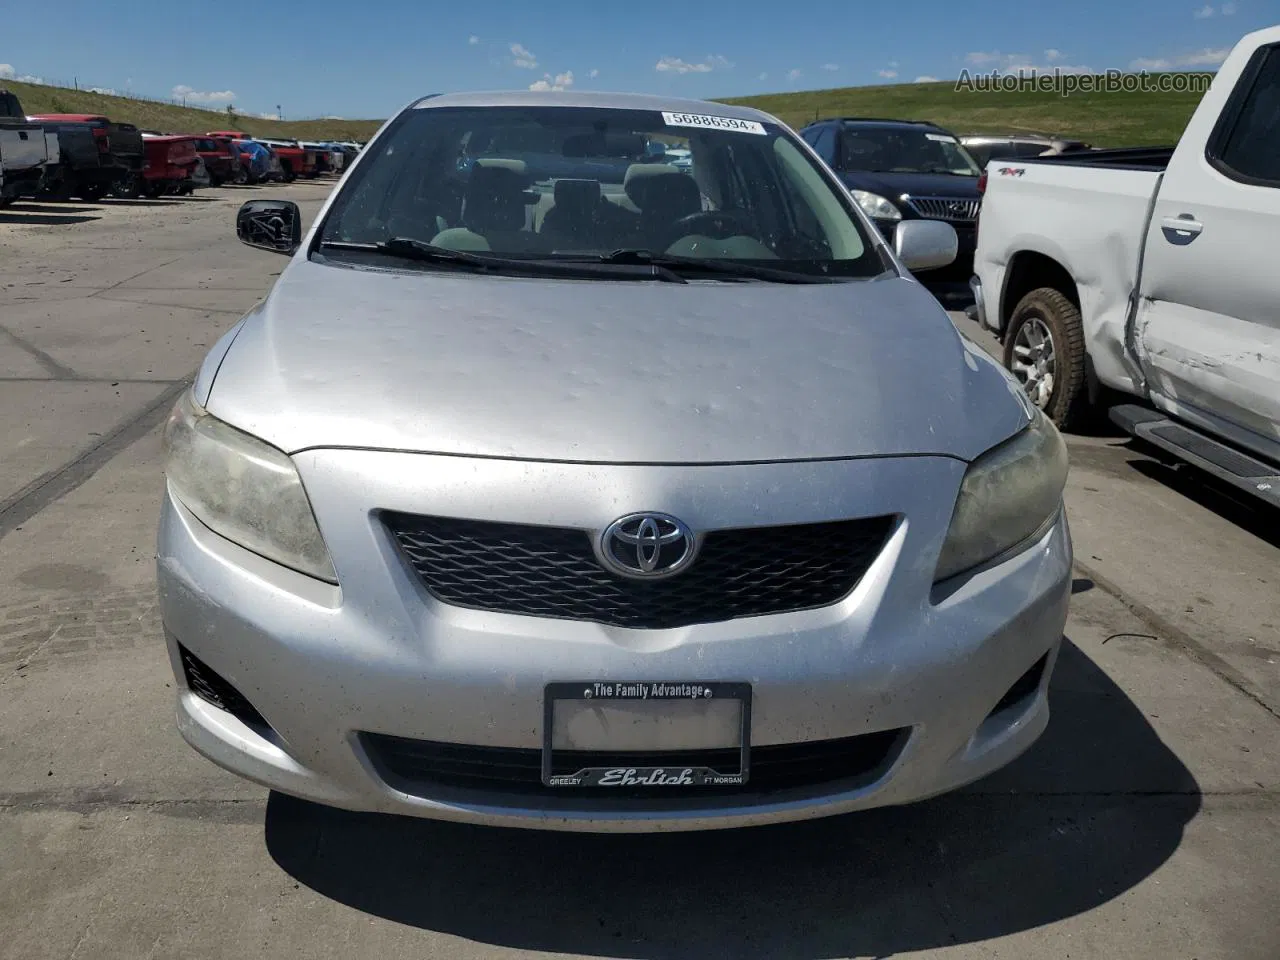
(1, 86), (362, 203)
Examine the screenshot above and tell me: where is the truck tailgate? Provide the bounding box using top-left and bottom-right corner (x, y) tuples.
(0, 124), (50, 171)
(109, 123), (145, 171)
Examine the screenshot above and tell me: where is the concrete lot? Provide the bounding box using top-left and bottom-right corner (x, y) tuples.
(1, 184), (1277, 960)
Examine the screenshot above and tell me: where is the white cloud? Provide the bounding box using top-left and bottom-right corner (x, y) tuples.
(469, 34), (480, 44)
(787, 68), (802, 82)
(0, 64), (13, 79)
(877, 69), (898, 78)
(915, 75), (940, 83)
(822, 63), (840, 72)
(87, 87), (117, 95)
(510, 43), (538, 69)
(257, 112), (280, 120)
(1222, 1), (1237, 12)
(965, 50), (1093, 75)
(655, 54), (732, 74)
(18, 75), (47, 84)
(529, 70), (573, 92)
(1130, 46), (1231, 70)
(758, 71), (768, 81)
(589, 68), (599, 79)
(172, 84), (236, 103)
(1194, 3), (1215, 16)
(890, 60), (900, 68)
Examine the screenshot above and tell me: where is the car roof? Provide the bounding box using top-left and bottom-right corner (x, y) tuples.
(409, 89), (779, 124)
(28, 113), (108, 122)
(805, 117), (942, 130)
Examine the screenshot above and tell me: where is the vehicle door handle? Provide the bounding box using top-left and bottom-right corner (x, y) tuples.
(1161, 215), (1203, 244)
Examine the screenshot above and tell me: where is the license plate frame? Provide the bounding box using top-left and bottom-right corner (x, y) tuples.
(542, 681), (751, 788)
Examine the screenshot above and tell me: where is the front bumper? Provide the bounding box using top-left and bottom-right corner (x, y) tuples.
(157, 450), (1072, 832)
(970, 274), (989, 328)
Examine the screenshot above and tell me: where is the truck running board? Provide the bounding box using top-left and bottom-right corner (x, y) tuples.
(1109, 404), (1280, 509)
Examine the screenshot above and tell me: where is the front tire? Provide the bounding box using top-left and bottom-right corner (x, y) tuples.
(1003, 287), (1089, 430)
(78, 182), (109, 202)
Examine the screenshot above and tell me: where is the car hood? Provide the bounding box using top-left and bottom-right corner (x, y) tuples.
(204, 258), (1030, 464)
(840, 170), (981, 200)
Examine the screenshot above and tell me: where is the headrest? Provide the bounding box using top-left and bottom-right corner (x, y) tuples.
(553, 178), (602, 209)
(623, 165), (701, 216)
(473, 157), (529, 179)
(464, 164), (529, 231)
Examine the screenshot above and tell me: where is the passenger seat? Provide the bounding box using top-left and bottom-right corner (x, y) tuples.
(432, 160), (537, 252)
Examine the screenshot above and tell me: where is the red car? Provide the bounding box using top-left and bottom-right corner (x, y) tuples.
(190, 136), (241, 186)
(140, 134), (200, 197)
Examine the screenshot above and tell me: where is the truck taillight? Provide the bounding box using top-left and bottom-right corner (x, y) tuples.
(977, 172), (987, 195)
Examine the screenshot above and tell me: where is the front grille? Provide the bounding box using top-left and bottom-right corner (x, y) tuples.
(178, 643), (270, 732)
(362, 729), (909, 799)
(383, 513), (894, 629)
(904, 196), (980, 221)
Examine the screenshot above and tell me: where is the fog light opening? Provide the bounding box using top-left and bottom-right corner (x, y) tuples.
(178, 642), (276, 737)
(986, 652), (1050, 720)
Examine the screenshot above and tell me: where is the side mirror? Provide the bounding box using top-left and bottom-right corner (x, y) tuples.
(894, 220), (958, 272)
(236, 200), (301, 254)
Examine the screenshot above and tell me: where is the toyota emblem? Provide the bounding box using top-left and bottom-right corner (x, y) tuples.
(598, 513), (697, 579)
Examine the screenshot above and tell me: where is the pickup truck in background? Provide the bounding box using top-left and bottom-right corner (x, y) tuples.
(0, 89), (59, 207)
(971, 24), (1280, 507)
(25, 109), (146, 199)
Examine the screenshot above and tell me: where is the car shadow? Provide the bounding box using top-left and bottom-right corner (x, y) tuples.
(13, 201), (102, 213)
(1125, 452), (1280, 550)
(264, 640), (1199, 958)
(0, 210), (100, 225)
(96, 198), (179, 207)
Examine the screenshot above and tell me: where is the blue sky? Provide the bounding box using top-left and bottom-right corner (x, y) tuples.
(1, 0), (1274, 120)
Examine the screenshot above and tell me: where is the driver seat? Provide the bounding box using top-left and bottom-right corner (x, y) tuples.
(622, 164), (703, 250)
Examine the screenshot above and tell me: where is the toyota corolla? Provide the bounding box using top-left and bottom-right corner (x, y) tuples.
(156, 90), (1071, 832)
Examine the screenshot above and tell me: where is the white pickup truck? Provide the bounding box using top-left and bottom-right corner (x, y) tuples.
(0, 89), (59, 207)
(971, 24), (1280, 507)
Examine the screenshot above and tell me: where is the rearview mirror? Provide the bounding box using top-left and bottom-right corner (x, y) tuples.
(893, 220), (958, 272)
(236, 200), (301, 254)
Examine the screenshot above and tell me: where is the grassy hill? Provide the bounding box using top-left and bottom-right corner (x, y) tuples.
(5, 71), (1215, 147)
(2, 79), (383, 141)
(720, 74), (1215, 146)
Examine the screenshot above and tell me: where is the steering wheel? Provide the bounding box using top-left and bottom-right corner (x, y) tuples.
(670, 210), (756, 241)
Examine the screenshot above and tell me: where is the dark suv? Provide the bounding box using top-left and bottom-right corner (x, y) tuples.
(799, 117), (982, 289)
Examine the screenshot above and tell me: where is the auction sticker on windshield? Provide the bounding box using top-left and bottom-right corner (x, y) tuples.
(542, 681), (752, 787)
(662, 112), (767, 135)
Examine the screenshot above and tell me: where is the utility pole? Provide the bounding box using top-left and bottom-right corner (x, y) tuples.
(277, 104), (283, 121)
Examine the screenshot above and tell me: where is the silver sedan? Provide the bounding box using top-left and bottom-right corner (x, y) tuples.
(156, 90), (1071, 832)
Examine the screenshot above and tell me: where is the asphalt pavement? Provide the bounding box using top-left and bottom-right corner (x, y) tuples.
(1, 184), (1277, 959)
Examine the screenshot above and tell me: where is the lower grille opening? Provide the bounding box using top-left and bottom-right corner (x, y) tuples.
(988, 653), (1050, 718)
(361, 728), (910, 801)
(178, 643), (272, 734)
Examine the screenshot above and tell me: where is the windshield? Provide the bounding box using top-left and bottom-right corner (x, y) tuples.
(841, 125), (981, 176)
(316, 105), (884, 279)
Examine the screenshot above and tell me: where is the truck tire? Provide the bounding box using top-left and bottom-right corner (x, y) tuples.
(78, 183), (109, 202)
(1003, 287), (1090, 431)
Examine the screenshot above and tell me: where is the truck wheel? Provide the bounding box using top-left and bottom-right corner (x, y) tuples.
(78, 183), (109, 202)
(1003, 287), (1090, 431)
(113, 175), (141, 199)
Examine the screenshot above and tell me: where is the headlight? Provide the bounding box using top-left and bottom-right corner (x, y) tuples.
(162, 389), (337, 583)
(851, 189), (902, 221)
(934, 407), (1068, 582)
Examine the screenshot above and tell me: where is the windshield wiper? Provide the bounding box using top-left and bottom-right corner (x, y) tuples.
(319, 238), (688, 282)
(593, 249), (835, 284)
